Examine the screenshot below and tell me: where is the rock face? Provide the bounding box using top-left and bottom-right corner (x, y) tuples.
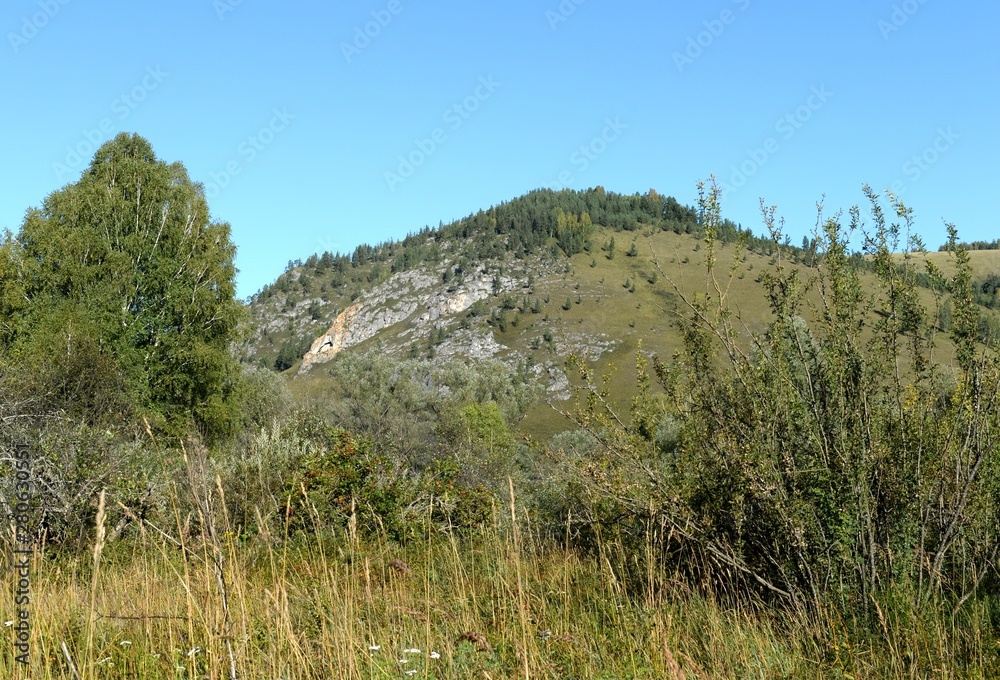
(298, 267), (506, 373)
(253, 248), (606, 403)
(435, 328), (504, 360)
(298, 303), (360, 373)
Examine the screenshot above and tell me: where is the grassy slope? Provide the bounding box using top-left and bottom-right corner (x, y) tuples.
(892, 248), (1000, 279)
(283, 229), (1000, 441)
(519, 230), (998, 438)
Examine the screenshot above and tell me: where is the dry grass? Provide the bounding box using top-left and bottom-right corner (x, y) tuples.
(890, 248), (1000, 280)
(3, 486), (995, 678)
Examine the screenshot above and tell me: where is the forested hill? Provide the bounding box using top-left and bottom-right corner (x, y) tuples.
(243, 186), (772, 370)
(244, 186), (1000, 380)
(246, 189), (667, 356)
(254, 187), (703, 301)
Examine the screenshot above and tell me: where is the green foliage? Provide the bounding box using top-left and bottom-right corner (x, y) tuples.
(974, 272), (1000, 309)
(0, 134), (246, 440)
(559, 180), (1000, 618)
(937, 297), (953, 331)
(1, 418), (159, 548)
(439, 402), (518, 491)
(315, 351), (537, 482)
(274, 334), (311, 372)
(283, 420), (409, 538)
(307, 300), (323, 321)
(939, 238), (1000, 251)
(221, 411), (495, 539)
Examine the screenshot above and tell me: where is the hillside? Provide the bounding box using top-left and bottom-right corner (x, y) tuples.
(243, 188), (694, 367)
(6, 142), (1000, 676)
(243, 188), (1000, 438)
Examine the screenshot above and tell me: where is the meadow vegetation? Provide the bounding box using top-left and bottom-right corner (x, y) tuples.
(2, 139), (999, 677)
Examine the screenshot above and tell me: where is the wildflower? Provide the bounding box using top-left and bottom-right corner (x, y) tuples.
(120, 641), (132, 646)
(405, 671), (418, 676)
(430, 651), (441, 659)
(368, 644), (381, 651)
(398, 658), (409, 664)
(187, 646), (201, 657)
(403, 648), (421, 654)
(3, 621), (13, 627)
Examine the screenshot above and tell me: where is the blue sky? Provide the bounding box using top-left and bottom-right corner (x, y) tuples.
(2, 0), (996, 299)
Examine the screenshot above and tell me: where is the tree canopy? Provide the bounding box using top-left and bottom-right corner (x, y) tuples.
(0, 133), (246, 439)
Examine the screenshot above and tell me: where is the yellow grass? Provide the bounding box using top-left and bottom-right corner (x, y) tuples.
(3, 488), (995, 678)
(891, 249), (1000, 279)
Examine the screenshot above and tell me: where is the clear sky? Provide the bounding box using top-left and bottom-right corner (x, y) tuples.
(2, 0), (996, 299)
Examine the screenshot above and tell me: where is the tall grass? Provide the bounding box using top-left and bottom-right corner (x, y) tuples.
(2, 481), (995, 678)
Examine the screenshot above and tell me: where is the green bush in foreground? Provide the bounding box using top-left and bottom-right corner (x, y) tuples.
(560, 181), (1000, 620)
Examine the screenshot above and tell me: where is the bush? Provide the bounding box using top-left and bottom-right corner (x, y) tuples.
(219, 412), (495, 540)
(282, 419), (411, 539)
(1, 418), (159, 549)
(316, 351), (538, 473)
(558, 181), (1000, 614)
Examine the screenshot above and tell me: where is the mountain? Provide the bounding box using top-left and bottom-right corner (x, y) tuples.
(242, 187), (1000, 437)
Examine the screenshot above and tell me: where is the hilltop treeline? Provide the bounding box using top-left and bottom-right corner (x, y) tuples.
(252, 186), (792, 307)
(256, 187), (701, 302)
(940, 238), (1000, 251)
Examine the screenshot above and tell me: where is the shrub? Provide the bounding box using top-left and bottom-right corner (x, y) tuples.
(282, 419), (410, 539)
(559, 180), (1000, 615)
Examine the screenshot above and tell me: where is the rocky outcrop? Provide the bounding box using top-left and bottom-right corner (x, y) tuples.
(298, 303), (360, 373)
(298, 266), (521, 373)
(435, 328), (504, 360)
(291, 252), (568, 375)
